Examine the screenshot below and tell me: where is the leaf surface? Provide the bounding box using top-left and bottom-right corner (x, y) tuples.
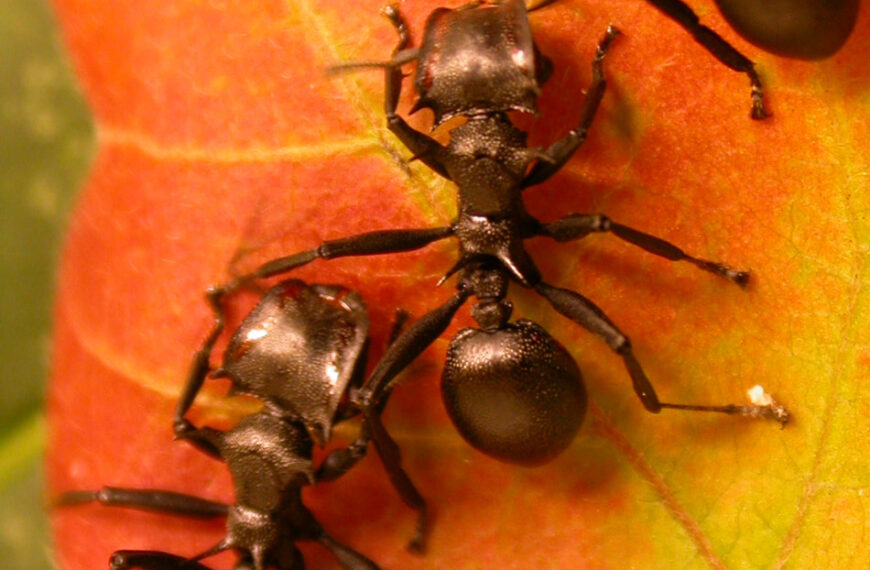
(48, 1), (870, 568)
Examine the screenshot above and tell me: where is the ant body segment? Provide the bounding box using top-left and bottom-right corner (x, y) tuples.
(696, 0), (858, 60)
(217, 0), (789, 550)
(57, 281), (407, 570)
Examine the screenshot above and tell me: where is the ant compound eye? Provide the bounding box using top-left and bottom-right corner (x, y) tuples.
(714, 0), (859, 59)
(442, 320), (586, 466)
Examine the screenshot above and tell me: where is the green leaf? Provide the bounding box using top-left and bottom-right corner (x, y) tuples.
(0, 0), (92, 568)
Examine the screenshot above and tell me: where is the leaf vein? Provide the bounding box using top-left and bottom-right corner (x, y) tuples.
(591, 404), (728, 569)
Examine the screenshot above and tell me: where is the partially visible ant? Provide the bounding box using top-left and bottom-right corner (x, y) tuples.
(56, 280), (410, 570)
(699, 0), (859, 60)
(531, 0), (772, 118)
(532, 0), (860, 117)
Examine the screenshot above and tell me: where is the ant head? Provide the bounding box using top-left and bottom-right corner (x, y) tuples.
(412, 0), (553, 126)
(221, 281), (370, 445)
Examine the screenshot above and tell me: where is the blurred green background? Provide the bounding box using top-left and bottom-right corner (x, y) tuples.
(0, 0), (93, 568)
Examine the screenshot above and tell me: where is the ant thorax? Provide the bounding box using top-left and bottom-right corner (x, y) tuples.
(445, 113), (537, 217)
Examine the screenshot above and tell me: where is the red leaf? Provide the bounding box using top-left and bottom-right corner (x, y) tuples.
(48, 1), (870, 568)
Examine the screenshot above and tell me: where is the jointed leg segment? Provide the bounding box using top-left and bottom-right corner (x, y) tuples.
(535, 281), (787, 424)
(523, 25), (621, 188)
(540, 213), (749, 287)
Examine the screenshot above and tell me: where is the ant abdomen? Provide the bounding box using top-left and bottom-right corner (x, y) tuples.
(442, 320), (586, 466)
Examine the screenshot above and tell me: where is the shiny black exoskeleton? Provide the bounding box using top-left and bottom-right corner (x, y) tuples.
(219, 0), (789, 550)
(708, 0), (859, 59)
(57, 281), (398, 570)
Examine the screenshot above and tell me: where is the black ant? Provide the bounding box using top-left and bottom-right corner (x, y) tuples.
(213, 0), (789, 552)
(56, 280), (408, 570)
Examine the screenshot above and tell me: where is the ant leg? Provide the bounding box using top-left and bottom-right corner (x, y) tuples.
(643, 0), (768, 119)
(334, 308), (412, 425)
(534, 281), (789, 425)
(317, 418), (420, 551)
(539, 213), (749, 287)
(318, 307), (413, 482)
(171, 300), (229, 461)
(523, 25), (621, 188)
(58, 486), (228, 568)
(172, 288), (236, 459)
(324, 3), (441, 175)
(357, 288), (471, 410)
(355, 289), (471, 552)
(240, 226), (453, 283)
(285, 492), (378, 568)
(110, 551), (212, 570)
(381, 5), (451, 180)
(317, 533), (380, 570)
(387, 307), (411, 345)
(382, 3), (409, 113)
(364, 407), (428, 553)
(174, 287), (229, 427)
(316, 436), (369, 483)
(174, 423), (225, 460)
(56, 487), (228, 518)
